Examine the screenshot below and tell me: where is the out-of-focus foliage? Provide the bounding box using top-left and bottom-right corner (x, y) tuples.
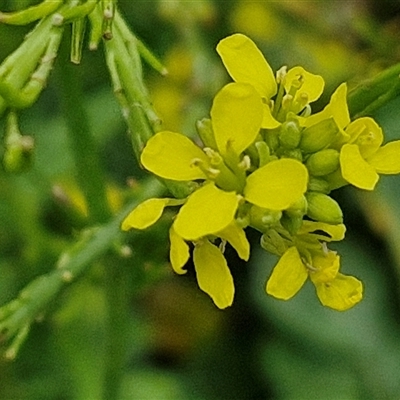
(1, 0), (400, 399)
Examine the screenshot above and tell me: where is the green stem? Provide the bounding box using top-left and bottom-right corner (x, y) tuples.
(0, 178), (164, 352)
(103, 253), (131, 400)
(57, 42), (111, 224)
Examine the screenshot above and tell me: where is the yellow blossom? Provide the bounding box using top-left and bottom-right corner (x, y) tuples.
(266, 245), (363, 311)
(299, 83), (400, 190)
(120, 32), (400, 312)
(217, 33), (324, 127)
(340, 117), (400, 190)
(122, 81), (308, 309)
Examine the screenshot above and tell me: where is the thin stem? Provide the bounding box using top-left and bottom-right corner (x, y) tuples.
(0, 178), (164, 354)
(57, 40), (111, 224)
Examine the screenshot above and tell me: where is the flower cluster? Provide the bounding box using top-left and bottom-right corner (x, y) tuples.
(122, 34), (400, 311)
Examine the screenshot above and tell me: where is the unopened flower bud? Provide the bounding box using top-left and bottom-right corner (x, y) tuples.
(305, 192), (343, 224)
(277, 147), (303, 161)
(279, 120), (301, 149)
(300, 118), (339, 153)
(281, 213), (303, 235)
(3, 134), (35, 173)
(255, 141), (271, 167)
(285, 195), (307, 218)
(307, 177), (330, 193)
(306, 149), (340, 176)
(250, 205), (282, 232)
(260, 229), (289, 256)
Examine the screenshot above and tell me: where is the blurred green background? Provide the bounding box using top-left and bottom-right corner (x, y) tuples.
(2, 0), (400, 399)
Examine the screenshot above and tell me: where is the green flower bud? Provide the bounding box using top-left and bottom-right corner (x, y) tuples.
(286, 195), (307, 218)
(196, 118), (217, 150)
(260, 229), (290, 256)
(300, 118), (339, 153)
(264, 128), (279, 152)
(281, 213), (303, 235)
(3, 135), (34, 173)
(325, 169), (348, 191)
(305, 192), (343, 224)
(308, 177), (330, 193)
(306, 149), (340, 176)
(279, 148), (303, 162)
(250, 205), (282, 232)
(255, 140), (271, 167)
(279, 120), (301, 149)
(281, 195), (307, 234)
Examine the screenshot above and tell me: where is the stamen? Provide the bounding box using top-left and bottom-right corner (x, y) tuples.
(300, 104), (311, 117)
(276, 66), (287, 84)
(191, 158), (220, 179)
(281, 94), (293, 110)
(305, 262), (319, 272)
(238, 155), (251, 171)
(203, 147), (223, 166)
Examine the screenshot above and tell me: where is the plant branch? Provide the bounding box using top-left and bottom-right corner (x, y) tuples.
(0, 178), (164, 359)
(57, 40), (111, 224)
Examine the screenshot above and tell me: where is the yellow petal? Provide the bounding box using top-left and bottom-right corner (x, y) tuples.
(327, 83), (350, 130)
(340, 144), (379, 190)
(261, 103), (280, 129)
(245, 159), (308, 210)
(141, 131), (208, 181)
(302, 83), (349, 130)
(368, 141), (400, 174)
(314, 273), (363, 311)
(216, 33), (277, 98)
(193, 240), (234, 309)
(211, 82), (263, 155)
(173, 183), (239, 240)
(346, 117), (383, 159)
(285, 66), (325, 103)
(169, 227), (189, 275)
(217, 221), (250, 261)
(266, 246), (308, 300)
(299, 220), (346, 241)
(309, 251), (340, 284)
(121, 198), (171, 230)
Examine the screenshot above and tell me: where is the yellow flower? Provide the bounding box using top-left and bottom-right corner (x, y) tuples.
(340, 117), (400, 190)
(138, 82), (308, 212)
(299, 83), (400, 190)
(301, 82), (350, 131)
(266, 245), (363, 311)
(122, 82), (308, 308)
(123, 183), (248, 309)
(216, 33), (324, 128)
(265, 219), (362, 311)
(121, 32), (400, 312)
